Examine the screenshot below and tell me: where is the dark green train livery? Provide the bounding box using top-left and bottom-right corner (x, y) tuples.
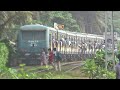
(17, 25), (51, 65)
(18, 25), (49, 53)
(16, 24), (104, 66)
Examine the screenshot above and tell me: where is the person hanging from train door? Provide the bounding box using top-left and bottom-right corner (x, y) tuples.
(40, 48), (47, 67)
(60, 39), (62, 51)
(78, 41), (83, 58)
(52, 38), (55, 49)
(88, 40), (91, 50)
(94, 41), (97, 49)
(82, 42), (86, 59)
(53, 48), (62, 71)
(48, 48), (55, 69)
(93, 41), (97, 54)
(64, 37), (67, 48)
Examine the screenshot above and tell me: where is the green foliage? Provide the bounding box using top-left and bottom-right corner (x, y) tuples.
(95, 67), (115, 79)
(49, 11), (80, 32)
(30, 20), (42, 24)
(0, 11), (33, 40)
(82, 59), (116, 79)
(1, 25), (20, 42)
(33, 11), (81, 32)
(0, 39), (17, 67)
(82, 59), (97, 79)
(0, 64), (64, 79)
(15, 64), (38, 79)
(1, 11), (120, 39)
(94, 49), (118, 70)
(0, 64), (40, 79)
(82, 49), (116, 79)
(94, 49), (105, 68)
(0, 42), (9, 68)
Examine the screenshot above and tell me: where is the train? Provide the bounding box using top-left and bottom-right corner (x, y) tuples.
(14, 24), (119, 66)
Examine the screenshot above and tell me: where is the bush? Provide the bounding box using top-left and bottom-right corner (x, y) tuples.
(82, 49), (116, 79)
(94, 49), (105, 68)
(82, 59), (97, 79)
(82, 59), (116, 79)
(0, 39), (17, 67)
(0, 64), (41, 79)
(0, 42), (9, 68)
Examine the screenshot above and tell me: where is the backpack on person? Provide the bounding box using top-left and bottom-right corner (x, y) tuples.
(56, 51), (62, 61)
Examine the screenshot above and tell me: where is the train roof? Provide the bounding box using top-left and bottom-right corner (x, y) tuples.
(20, 24), (104, 39)
(20, 24), (48, 30)
(20, 24), (67, 32)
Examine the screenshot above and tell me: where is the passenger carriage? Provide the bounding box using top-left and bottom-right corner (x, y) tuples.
(17, 24), (106, 65)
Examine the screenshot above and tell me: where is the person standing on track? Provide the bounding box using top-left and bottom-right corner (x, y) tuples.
(48, 48), (55, 69)
(53, 48), (62, 71)
(40, 48), (47, 67)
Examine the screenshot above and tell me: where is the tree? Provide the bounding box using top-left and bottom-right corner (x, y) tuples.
(0, 11), (33, 41)
(70, 11), (120, 35)
(70, 11), (101, 34)
(31, 11), (80, 32)
(48, 11), (80, 32)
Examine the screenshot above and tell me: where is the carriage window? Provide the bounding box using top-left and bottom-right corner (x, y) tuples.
(34, 31), (45, 40)
(22, 31), (33, 40)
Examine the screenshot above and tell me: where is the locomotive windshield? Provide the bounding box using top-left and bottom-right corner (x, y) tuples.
(22, 31), (45, 40)
(34, 31), (45, 40)
(22, 31), (33, 40)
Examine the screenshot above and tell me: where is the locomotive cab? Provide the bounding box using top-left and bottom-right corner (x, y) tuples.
(17, 24), (49, 65)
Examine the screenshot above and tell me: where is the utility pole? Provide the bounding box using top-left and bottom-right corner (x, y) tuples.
(105, 11), (108, 70)
(111, 11), (115, 70)
(105, 11), (115, 70)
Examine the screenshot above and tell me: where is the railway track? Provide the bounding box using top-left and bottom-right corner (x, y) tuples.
(34, 61), (84, 73)
(62, 61), (84, 73)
